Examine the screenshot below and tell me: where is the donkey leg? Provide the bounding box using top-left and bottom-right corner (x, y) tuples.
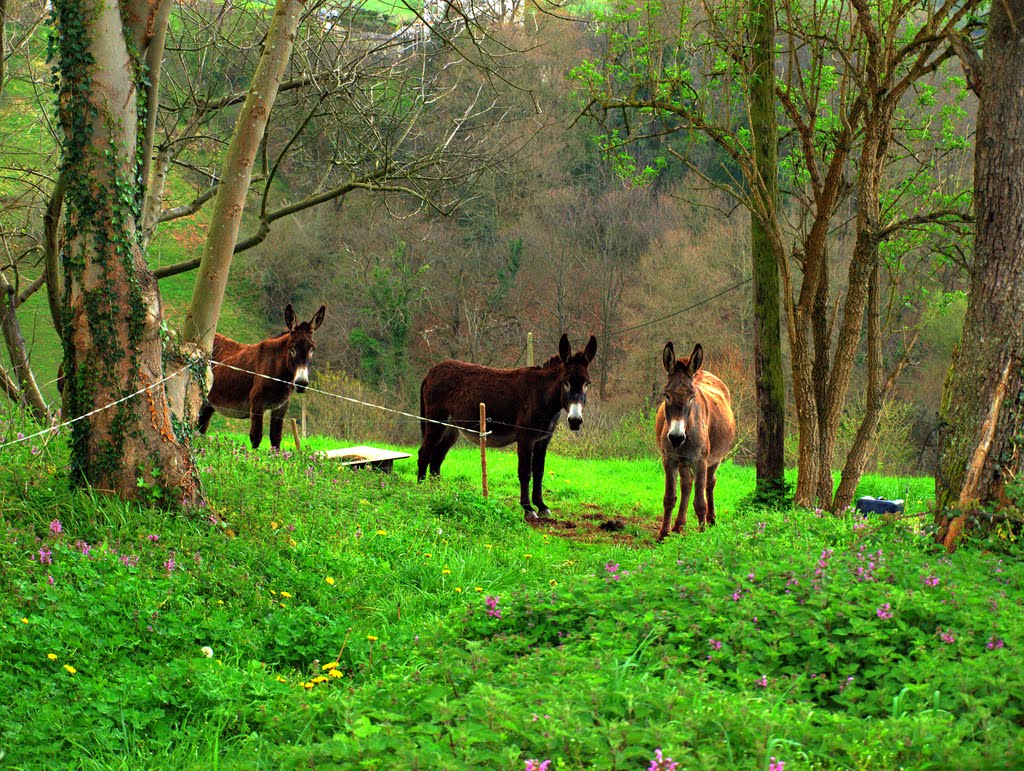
(530, 437), (553, 517)
(429, 428), (458, 476)
(706, 462), (721, 527)
(268, 403), (289, 450)
(691, 461), (710, 531)
(249, 411), (265, 450)
(517, 440), (538, 522)
(417, 422), (446, 480)
(198, 403), (214, 435)
(659, 459), (678, 542)
(672, 465), (694, 534)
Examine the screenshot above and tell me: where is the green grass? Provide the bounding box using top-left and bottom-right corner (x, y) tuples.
(0, 421), (1020, 770)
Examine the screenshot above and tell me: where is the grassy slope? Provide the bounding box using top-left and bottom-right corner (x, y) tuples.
(0, 428), (1019, 770)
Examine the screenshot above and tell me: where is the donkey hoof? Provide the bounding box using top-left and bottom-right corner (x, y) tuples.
(537, 508), (552, 520)
(524, 510), (540, 523)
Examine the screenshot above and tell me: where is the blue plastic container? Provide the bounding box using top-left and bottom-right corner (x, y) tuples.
(855, 496), (905, 515)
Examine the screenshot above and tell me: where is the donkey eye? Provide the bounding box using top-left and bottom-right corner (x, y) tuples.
(562, 382), (570, 391)
(289, 347), (297, 357)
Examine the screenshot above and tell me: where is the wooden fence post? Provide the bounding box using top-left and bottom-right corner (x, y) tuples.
(479, 402), (488, 498)
(526, 332), (534, 367)
(301, 399), (307, 438)
(291, 418), (301, 452)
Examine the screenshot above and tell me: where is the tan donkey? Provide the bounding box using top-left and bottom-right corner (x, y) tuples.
(655, 342), (736, 541)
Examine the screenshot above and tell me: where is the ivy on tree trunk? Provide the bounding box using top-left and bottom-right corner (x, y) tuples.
(53, 0), (199, 505)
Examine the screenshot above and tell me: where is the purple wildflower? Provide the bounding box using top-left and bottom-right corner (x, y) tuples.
(76, 540), (91, 557)
(709, 638), (722, 651)
(939, 629), (955, 645)
(648, 748), (679, 771)
(923, 575), (940, 587)
(485, 595), (502, 619)
(756, 674), (768, 688)
(987, 636), (1005, 650)
(876, 603), (893, 620)
(50, 519), (62, 535)
(47, 575), (54, 585)
(769, 757), (785, 771)
(147, 534), (160, 543)
(524, 761), (550, 771)
(38, 547), (52, 565)
(163, 557), (176, 573)
(120, 554), (139, 567)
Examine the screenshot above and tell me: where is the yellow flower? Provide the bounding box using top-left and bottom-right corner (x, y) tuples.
(217, 599), (224, 604)
(524, 554), (533, 559)
(454, 587), (462, 593)
(423, 553), (432, 558)
(47, 653), (58, 661)
(302, 682), (314, 689)
(312, 676), (329, 684)
(321, 661), (338, 670)
(63, 665), (76, 674)
(280, 591), (292, 599)
(270, 521), (279, 530)
(325, 577), (335, 585)
(442, 568), (452, 575)
(484, 544), (493, 549)
(276, 676), (287, 683)
(270, 590), (277, 596)
(359, 499), (370, 505)
(288, 539), (297, 547)
(474, 587), (483, 592)
(367, 635), (378, 642)
(550, 580), (558, 587)
(21, 618), (28, 624)
(328, 668), (343, 679)
(376, 529), (387, 536)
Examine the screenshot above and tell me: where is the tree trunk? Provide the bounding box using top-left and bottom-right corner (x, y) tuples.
(54, 0), (199, 504)
(935, 0), (1024, 550)
(170, 0), (305, 419)
(749, 0), (787, 501)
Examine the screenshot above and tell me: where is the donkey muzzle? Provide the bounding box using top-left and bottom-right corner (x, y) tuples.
(668, 432), (685, 448)
(293, 366), (310, 393)
(567, 402), (584, 431)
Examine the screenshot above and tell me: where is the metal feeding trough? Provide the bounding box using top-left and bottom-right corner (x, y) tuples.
(319, 446), (411, 473)
(855, 496), (905, 515)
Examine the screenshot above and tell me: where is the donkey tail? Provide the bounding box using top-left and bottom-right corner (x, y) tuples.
(419, 377), (427, 438)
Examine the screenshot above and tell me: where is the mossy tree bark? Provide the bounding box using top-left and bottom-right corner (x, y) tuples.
(748, 0), (787, 502)
(54, 0), (199, 504)
(935, 0), (1024, 550)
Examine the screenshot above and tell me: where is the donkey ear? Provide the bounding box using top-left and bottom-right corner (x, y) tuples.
(558, 333), (571, 363)
(688, 343), (704, 375)
(284, 304), (296, 331)
(662, 342), (676, 374)
(309, 305), (326, 331)
(583, 335), (597, 364)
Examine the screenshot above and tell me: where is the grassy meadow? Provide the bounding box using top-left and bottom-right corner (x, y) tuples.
(1, 418), (1021, 770)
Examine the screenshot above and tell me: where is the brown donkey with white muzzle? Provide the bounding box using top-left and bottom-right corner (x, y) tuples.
(198, 304), (326, 450)
(655, 342), (736, 541)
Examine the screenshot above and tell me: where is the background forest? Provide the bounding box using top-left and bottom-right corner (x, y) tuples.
(1, 0), (973, 477)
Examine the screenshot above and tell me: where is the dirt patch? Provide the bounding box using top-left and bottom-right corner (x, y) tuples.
(527, 506), (659, 546)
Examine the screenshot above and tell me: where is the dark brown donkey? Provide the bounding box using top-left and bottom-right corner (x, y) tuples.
(655, 342), (736, 541)
(198, 304), (326, 449)
(418, 334), (598, 521)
